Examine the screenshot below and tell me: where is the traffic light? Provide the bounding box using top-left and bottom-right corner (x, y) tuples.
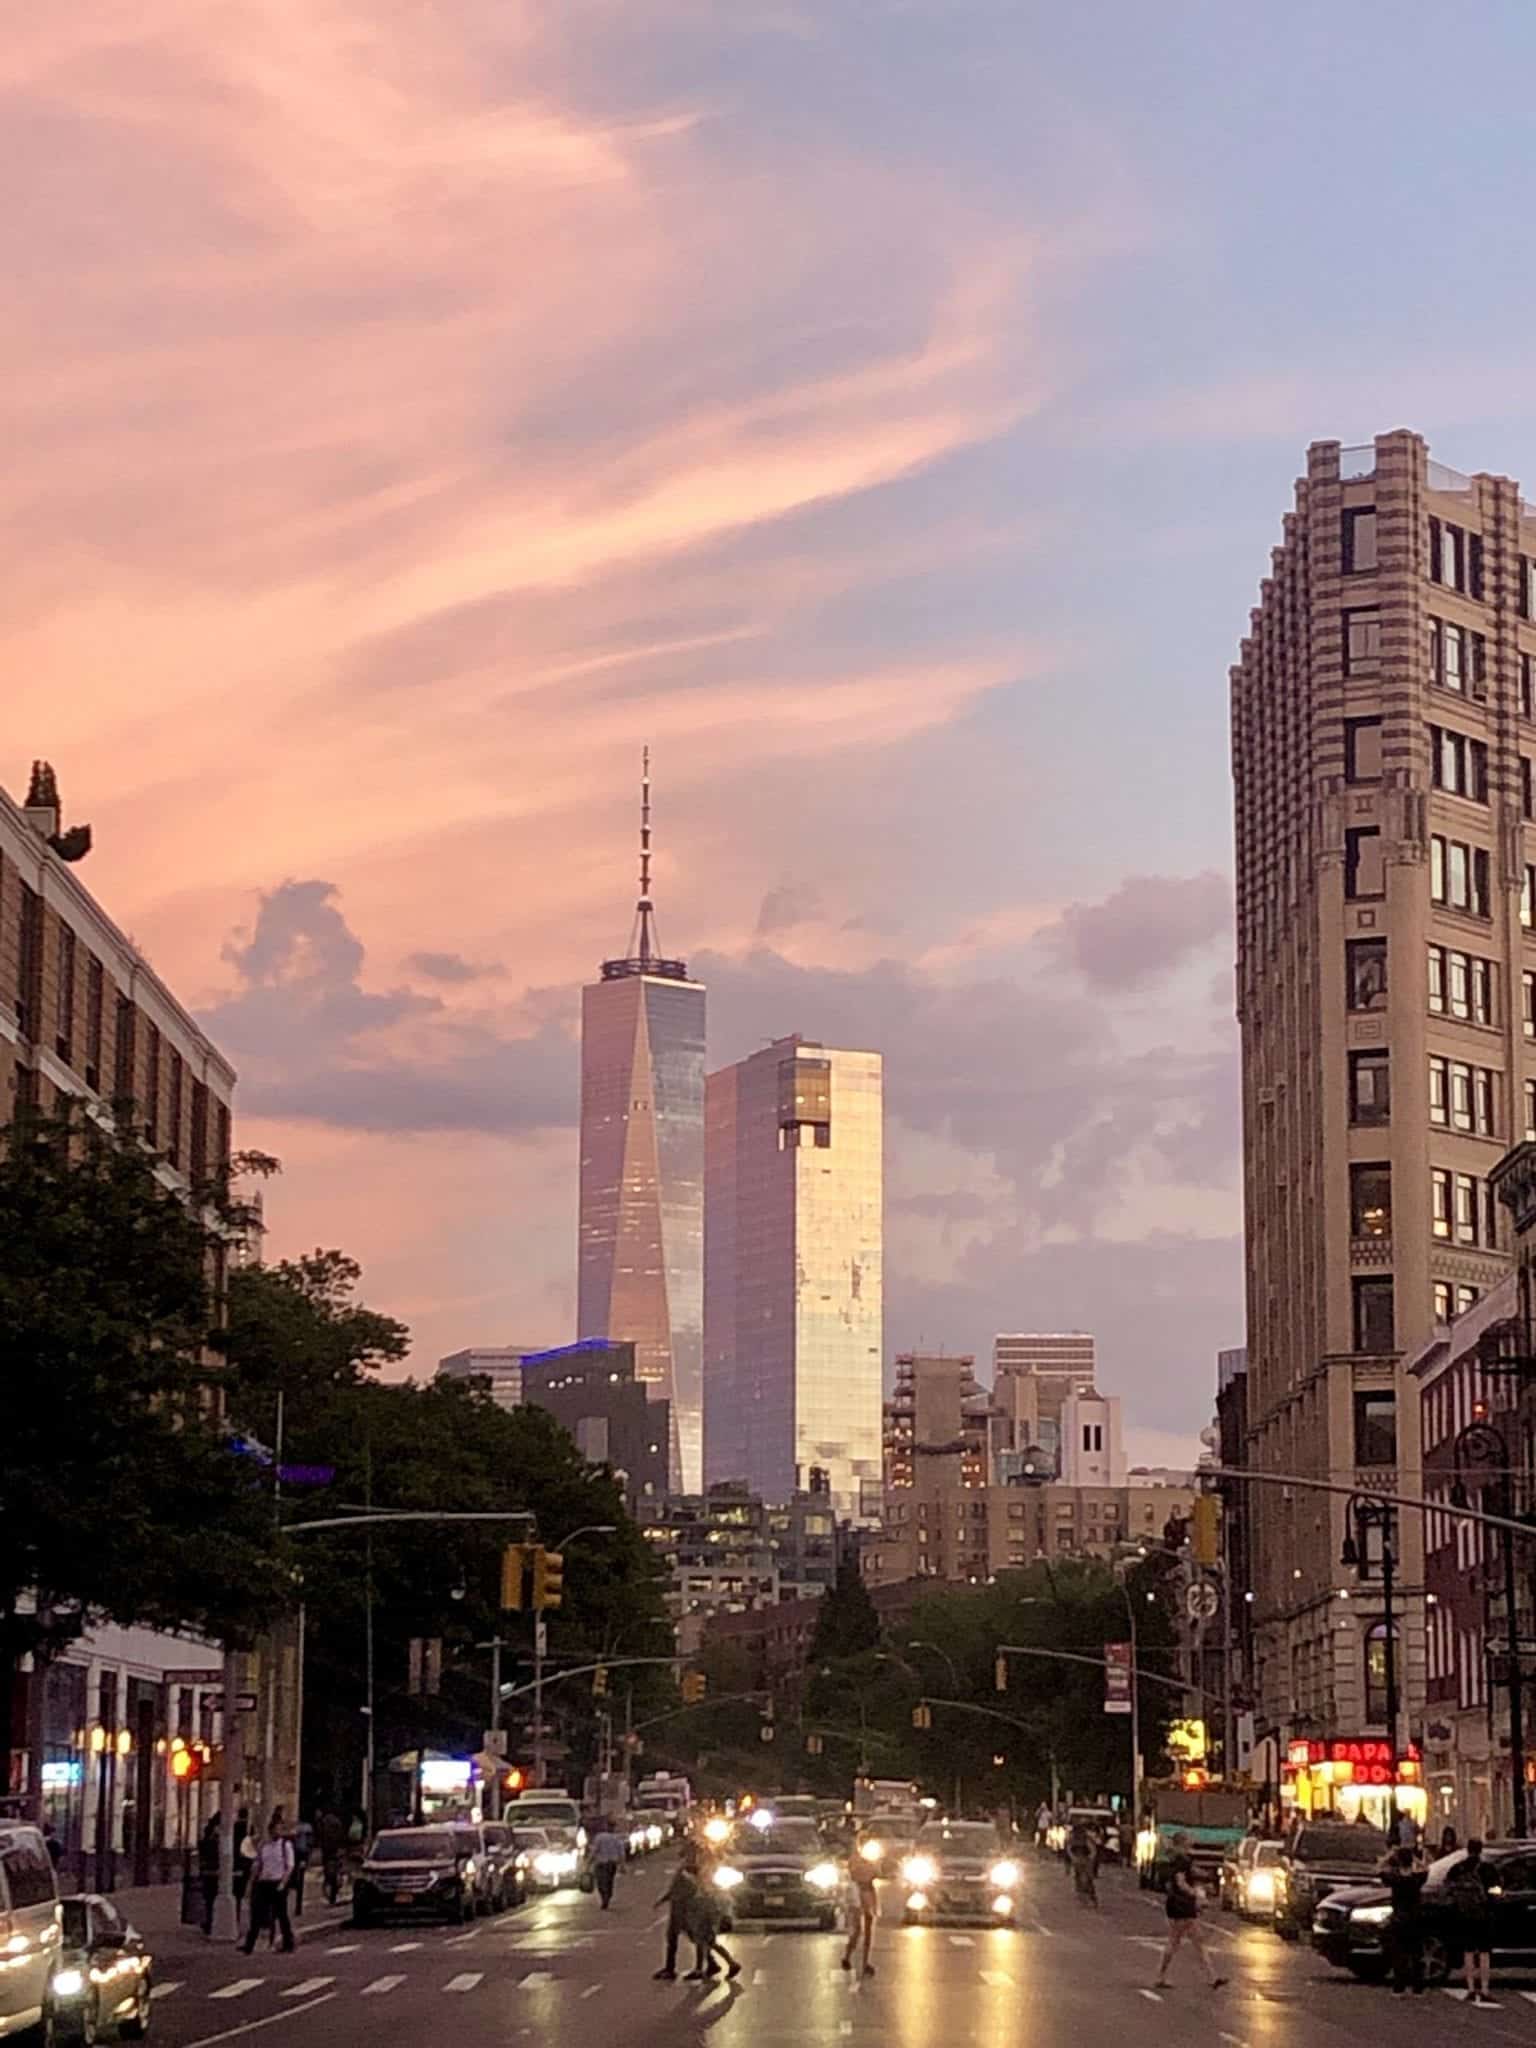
(1191, 1495), (1221, 1568)
(805, 1733), (824, 1756)
(168, 1738), (203, 1783)
(501, 1544), (530, 1611)
(912, 1702), (933, 1730)
(593, 1665), (609, 1697)
(682, 1670), (707, 1705)
(994, 1655), (1008, 1693)
(503, 1767), (526, 1795)
(532, 1547), (565, 1611)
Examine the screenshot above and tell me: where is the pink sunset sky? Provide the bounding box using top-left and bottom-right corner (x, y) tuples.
(14, 1), (1536, 1459)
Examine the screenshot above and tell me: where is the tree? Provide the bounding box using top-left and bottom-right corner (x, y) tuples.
(0, 1108), (291, 1746)
(809, 1559), (881, 1663)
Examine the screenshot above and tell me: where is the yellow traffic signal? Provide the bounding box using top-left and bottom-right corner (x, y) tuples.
(501, 1544), (530, 1611)
(994, 1655), (1008, 1693)
(532, 1547), (564, 1610)
(593, 1665), (609, 1697)
(912, 1702), (933, 1730)
(682, 1670), (706, 1705)
(1191, 1495), (1221, 1568)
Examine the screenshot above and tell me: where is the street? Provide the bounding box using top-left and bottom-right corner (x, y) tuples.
(137, 1857), (1536, 2048)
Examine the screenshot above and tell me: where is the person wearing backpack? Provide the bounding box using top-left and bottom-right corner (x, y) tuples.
(1448, 1840), (1497, 2007)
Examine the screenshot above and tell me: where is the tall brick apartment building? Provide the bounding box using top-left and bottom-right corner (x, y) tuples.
(0, 763), (233, 1179)
(1232, 431), (1536, 1746)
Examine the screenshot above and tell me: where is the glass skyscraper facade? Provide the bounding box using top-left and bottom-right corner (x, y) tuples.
(704, 1036), (883, 1517)
(578, 965), (705, 1494)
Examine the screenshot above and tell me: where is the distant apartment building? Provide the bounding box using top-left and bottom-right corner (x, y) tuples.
(703, 1036), (883, 1517)
(640, 1481), (841, 1650)
(1230, 431), (1536, 1740)
(991, 1333), (1097, 1476)
(518, 1338), (670, 1511)
(435, 1346), (536, 1411)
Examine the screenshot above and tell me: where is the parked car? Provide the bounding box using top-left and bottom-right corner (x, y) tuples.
(476, 1823), (525, 1912)
(505, 1798), (590, 1888)
(713, 1819), (841, 1930)
(901, 1821), (1021, 1927)
(0, 1823), (63, 2044)
(1220, 1837), (1285, 1919)
(352, 1825), (486, 1925)
(512, 1827), (572, 1893)
(1273, 1822), (1390, 1941)
(1312, 1844), (1536, 1984)
(50, 1895), (153, 2044)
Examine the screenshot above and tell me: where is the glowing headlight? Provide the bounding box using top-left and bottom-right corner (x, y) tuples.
(902, 1855), (937, 1886)
(648, 1825), (663, 1847)
(713, 1865), (744, 1890)
(991, 1894), (1014, 1916)
(859, 1838), (884, 1863)
(750, 1809), (775, 1831)
(704, 1817), (731, 1845)
(1245, 1869), (1276, 1906)
(808, 1862), (839, 1890)
(906, 1890), (929, 1912)
(52, 1970), (85, 1999)
(534, 1852), (561, 1877)
(990, 1860), (1020, 1888)
(1135, 1827), (1159, 1868)
(1351, 1903), (1392, 1926)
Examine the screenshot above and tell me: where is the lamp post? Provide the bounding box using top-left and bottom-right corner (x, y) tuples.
(1451, 1425), (1528, 1839)
(1341, 1495), (1400, 1760)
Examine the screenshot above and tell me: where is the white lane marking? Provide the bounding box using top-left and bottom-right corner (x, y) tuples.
(282, 1979), (333, 1998)
(520, 1970), (555, 1986)
(179, 1994), (334, 2048)
(753, 1968), (769, 1985)
(1219, 2034), (1249, 2048)
(389, 1940), (424, 1953)
(445, 1974), (484, 1993)
(979, 1970), (1013, 1986)
(1138, 1989), (1163, 2003)
(1520, 1992), (1536, 2006)
(581, 1984), (604, 2000)
(1031, 1920), (1055, 1936)
(445, 1930), (480, 1947)
(646, 1916), (663, 1931)
(209, 1979), (264, 2000)
(150, 1983), (182, 2000)
(361, 1974), (406, 1995)
(326, 1943), (360, 1955)
(947, 1934), (974, 1947)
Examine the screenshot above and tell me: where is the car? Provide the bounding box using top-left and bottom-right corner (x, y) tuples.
(505, 1798), (590, 1887)
(352, 1825), (485, 1925)
(0, 1822), (63, 2044)
(49, 1896), (153, 2045)
(712, 1820), (841, 1929)
(1220, 1837), (1284, 1919)
(768, 1797), (821, 1825)
(1312, 1844), (1536, 1985)
(509, 1827), (561, 1894)
(1273, 1822), (1390, 1941)
(901, 1821), (1022, 1927)
(851, 1819), (921, 1880)
(477, 1824), (525, 1912)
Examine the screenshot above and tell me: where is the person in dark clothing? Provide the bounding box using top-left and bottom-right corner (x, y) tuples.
(685, 1864), (740, 1982)
(318, 1810), (347, 1906)
(198, 1814), (223, 1935)
(1447, 1840), (1497, 2006)
(40, 1823), (63, 1871)
(654, 1854), (701, 1980)
(233, 1807), (254, 1922)
(1154, 1835), (1226, 1990)
(1378, 1843), (1428, 1994)
(1066, 1823), (1100, 1908)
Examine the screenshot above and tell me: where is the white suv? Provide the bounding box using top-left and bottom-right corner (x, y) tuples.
(0, 1824), (62, 2042)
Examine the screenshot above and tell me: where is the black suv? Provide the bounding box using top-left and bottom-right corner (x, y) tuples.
(353, 1825), (485, 1925)
(1273, 1823), (1390, 1941)
(1313, 1845), (1536, 1984)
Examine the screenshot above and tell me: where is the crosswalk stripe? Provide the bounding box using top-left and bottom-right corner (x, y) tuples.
(581, 1984), (603, 2000)
(1138, 1989), (1163, 2003)
(948, 1934), (974, 1947)
(520, 1970), (554, 1986)
(445, 1974), (483, 1993)
(389, 1941), (423, 1953)
(282, 1979), (333, 1998)
(1520, 1992), (1536, 2007)
(979, 1970), (1013, 1986)
(210, 1979), (263, 2000)
(327, 1943), (360, 1955)
(149, 1983), (182, 2001)
(362, 1974), (406, 1996)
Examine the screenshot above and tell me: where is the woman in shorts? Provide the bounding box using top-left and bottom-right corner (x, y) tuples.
(1153, 1833), (1226, 1991)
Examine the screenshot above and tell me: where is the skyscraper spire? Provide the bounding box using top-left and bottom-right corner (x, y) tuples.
(636, 744), (654, 966)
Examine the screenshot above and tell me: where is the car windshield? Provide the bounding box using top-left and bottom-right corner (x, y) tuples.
(934, 1825), (999, 1851)
(513, 1804), (579, 1827)
(370, 1831), (456, 1863)
(1296, 1828), (1388, 1865)
(737, 1823), (820, 1854)
(1254, 1843), (1283, 1867)
(513, 1830), (550, 1848)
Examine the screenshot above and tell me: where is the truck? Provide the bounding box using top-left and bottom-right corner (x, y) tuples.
(634, 1772), (693, 1833)
(853, 1777), (922, 1822)
(1135, 1781), (1250, 1891)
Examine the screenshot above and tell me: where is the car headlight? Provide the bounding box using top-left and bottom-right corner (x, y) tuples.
(1245, 1870), (1275, 1906)
(534, 1852), (560, 1876)
(990, 1860), (1020, 1888)
(704, 1818), (731, 1844)
(713, 1866), (744, 1890)
(906, 1890), (929, 1912)
(808, 1863), (839, 1890)
(1351, 1904), (1392, 1926)
(860, 1839), (883, 1863)
(52, 1970), (86, 2000)
(991, 1894), (1014, 1916)
(902, 1855), (937, 1885)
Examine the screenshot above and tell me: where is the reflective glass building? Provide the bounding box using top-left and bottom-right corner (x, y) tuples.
(578, 957), (705, 1495)
(704, 1037), (883, 1517)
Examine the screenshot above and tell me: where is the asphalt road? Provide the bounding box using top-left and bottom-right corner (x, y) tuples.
(137, 1855), (1536, 2048)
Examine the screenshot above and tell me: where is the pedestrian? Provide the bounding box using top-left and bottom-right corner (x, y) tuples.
(590, 1817), (625, 1909)
(1034, 1801), (1052, 1849)
(289, 1815), (314, 1917)
(1377, 1842), (1428, 1996)
(318, 1810), (346, 1907)
(1153, 1833), (1227, 1991)
(1440, 1825), (1460, 1856)
(233, 1808), (254, 1924)
(40, 1821), (63, 1872)
(685, 1862), (740, 1982)
(241, 1826), (296, 1955)
(198, 1813), (222, 1936)
(1393, 1809), (1420, 1851)
(1066, 1821), (1099, 1908)
(840, 1842), (878, 1976)
(654, 1850), (701, 1980)
(1447, 1839), (1497, 2007)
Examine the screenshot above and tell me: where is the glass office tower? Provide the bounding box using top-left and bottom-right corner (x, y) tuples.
(704, 1037), (883, 1517)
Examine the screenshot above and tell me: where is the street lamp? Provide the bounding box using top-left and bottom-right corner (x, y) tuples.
(1340, 1495), (1400, 1761)
(906, 1640), (960, 1692)
(1450, 1425), (1528, 1839)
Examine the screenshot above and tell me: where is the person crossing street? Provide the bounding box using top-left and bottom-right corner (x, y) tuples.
(241, 1825), (296, 1955)
(590, 1818), (626, 1909)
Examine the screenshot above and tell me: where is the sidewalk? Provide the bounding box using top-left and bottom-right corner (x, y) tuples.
(79, 1878), (352, 1955)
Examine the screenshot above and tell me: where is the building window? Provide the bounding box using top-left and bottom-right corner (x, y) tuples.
(1346, 827), (1385, 899)
(1521, 558), (1536, 622)
(1343, 508), (1379, 575)
(1430, 835), (1490, 916)
(84, 955), (104, 1092)
(1345, 608), (1382, 672)
(1429, 1058), (1447, 1126)
(1527, 972), (1536, 1040)
(1432, 1168), (1452, 1239)
(16, 882), (42, 1043)
(1426, 945), (1494, 1023)
(1455, 1172), (1477, 1243)
(1526, 1078), (1536, 1143)
(1525, 760), (1535, 822)
(1430, 725), (1488, 801)
(1354, 1390), (1397, 1468)
(1350, 1163), (1391, 1238)
(1457, 1283), (1479, 1315)
(1428, 516), (1482, 596)
(1349, 1049), (1390, 1126)
(1429, 617), (1488, 696)
(1430, 1058), (1497, 1135)
(55, 922), (76, 1066)
(1434, 1280), (1453, 1324)
(1345, 718), (1383, 784)
(1526, 867), (1536, 931)
(1348, 938), (1388, 1011)
(1364, 1624), (1399, 1725)
(1523, 654), (1536, 719)
(113, 997), (136, 1106)
(166, 1050), (184, 1169)
(1353, 1277), (1394, 1355)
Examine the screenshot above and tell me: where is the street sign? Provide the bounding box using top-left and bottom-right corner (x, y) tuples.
(534, 1618), (548, 1657)
(1104, 1641), (1133, 1715)
(1186, 1582), (1220, 1622)
(759, 1724), (775, 1742)
(204, 1692), (258, 1713)
(483, 1729), (508, 1756)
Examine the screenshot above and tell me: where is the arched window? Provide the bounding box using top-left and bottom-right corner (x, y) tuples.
(1364, 1623), (1398, 1725)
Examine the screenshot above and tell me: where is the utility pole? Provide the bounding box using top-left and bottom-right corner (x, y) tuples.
(533, 1612), (547, 1789)
(488, 1637), (505, 1819)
